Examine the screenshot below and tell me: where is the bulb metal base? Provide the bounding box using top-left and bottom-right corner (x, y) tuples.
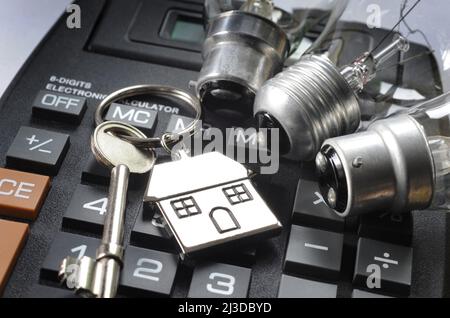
(318, 115), (434, 217)
(196, 10), (289, 117)
(254, 54), (360, 161)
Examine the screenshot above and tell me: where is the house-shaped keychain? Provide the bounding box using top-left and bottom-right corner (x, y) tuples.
(144, 151), (282, 257)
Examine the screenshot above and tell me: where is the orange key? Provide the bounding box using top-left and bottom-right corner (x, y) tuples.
(0, 168), (50, 220)
(0, 219), (29, 295)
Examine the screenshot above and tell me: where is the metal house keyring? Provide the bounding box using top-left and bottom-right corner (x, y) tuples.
(95, 84), (202, 150)
(91, 84), (282, 261)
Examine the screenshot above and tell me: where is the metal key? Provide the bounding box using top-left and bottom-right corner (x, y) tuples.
(59, 121), (155, 298)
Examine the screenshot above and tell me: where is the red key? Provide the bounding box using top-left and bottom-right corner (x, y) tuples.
(0, 168), (50, 220)
(0, 219), (29, 295)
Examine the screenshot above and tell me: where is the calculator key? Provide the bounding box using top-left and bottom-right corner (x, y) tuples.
(81, 154), (110, 185)
(6, 126), (70, 176)
(130, 206), (174, 251)
(166, 114), (195, 134)
(188, 262), (251, 298)
(209, 246), (257, 268)
(0, 168), (50, 220)
(41, 232), (99, 280)
(62, 184), (109, 234)
(284, 225), (343, 280)
(351, 289), (392, 298)
(353, 238), (412, 296)
(81, 154), (147, 188)
(27, 284), (79, 298)
(292, 179), (344, 232)
(358, 212), (413, 246)
(32, 90), (87, 124)
(277, 275), (337, 298)
(0, 220), (29, 295)
(119, 245), (179, 296)
(105, 103), (158, 135)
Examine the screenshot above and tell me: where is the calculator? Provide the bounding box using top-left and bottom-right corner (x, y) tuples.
(0, 0), (448, 298)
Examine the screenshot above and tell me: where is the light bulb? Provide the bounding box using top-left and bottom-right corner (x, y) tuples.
(196, 0), (346, 118)
(255, 0), (450, 162)
(254, 34), (409, 161)
(316, 92), (450, 217)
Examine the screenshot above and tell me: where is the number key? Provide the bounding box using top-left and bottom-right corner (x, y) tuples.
(119, 245), (179, 296)
(41, 232), (99, 281)
(188, 262), (251, 298)
(130, 205), (174, 251)
(62, 184), (109, 233)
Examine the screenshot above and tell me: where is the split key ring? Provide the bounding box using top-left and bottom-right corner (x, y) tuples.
(95, 84), (202, 150)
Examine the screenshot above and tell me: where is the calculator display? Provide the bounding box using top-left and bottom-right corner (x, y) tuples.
(170, 16), (205, 44)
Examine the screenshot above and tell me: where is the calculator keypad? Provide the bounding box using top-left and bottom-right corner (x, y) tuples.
(0, 88), (417, 299)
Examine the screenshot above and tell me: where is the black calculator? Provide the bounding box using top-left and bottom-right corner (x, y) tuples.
(0, 0), (448, 298)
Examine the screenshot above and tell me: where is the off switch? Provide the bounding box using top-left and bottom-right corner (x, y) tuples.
(32, 90), (87, 123)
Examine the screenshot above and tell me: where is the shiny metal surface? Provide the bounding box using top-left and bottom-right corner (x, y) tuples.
(60, 122), (154, 298)
(95, 85), (202, 149)
(254, 35), (409, 162)
(254, 54), (360, 161)
(196, 10), (289, 115)
(145, 151), (282, 258)
(340, 35), (409, 91)
(93, 164), (129, 298)
(91, 121), (155, 173)
(320, 115), (434, 217)
(145, 152), (251, 201)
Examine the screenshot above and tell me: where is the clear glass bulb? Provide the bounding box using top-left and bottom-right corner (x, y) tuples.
(203, 0), (345, 55)
(239, 0), (274, 19)
(335, 0), (450, 123)
(255, 0), (450, 162)
(316, 92), (450, 217)
(402, 93), (450, 210)
(198, 0), (345, 116)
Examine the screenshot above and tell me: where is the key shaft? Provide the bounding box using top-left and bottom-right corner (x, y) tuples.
(94, 164), (130, 298)
(59, 122), (155, 298)
(102, 164), (129, 249)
